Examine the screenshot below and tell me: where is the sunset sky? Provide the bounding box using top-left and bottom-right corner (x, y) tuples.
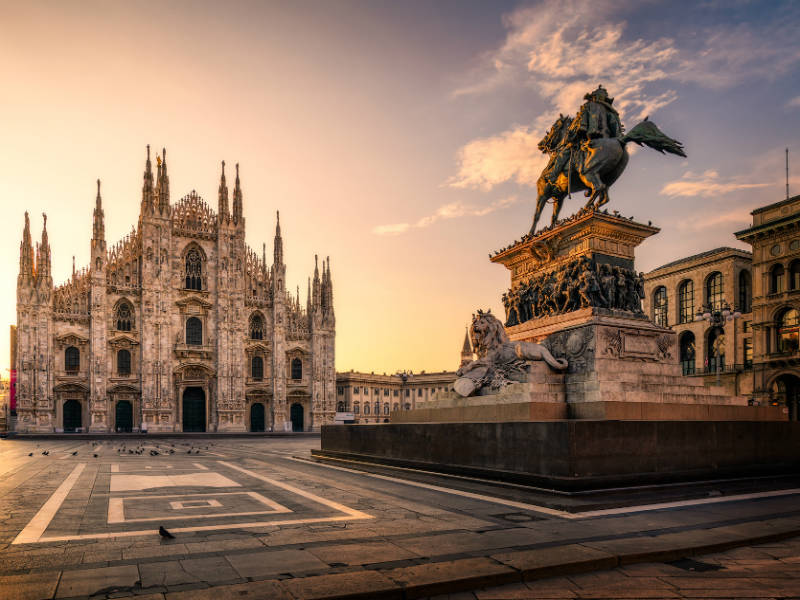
(1, 0), (799, 376)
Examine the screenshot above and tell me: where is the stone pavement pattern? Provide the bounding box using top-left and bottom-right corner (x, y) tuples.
(429, 538), (800, 599)
(0, 437), (798, 599)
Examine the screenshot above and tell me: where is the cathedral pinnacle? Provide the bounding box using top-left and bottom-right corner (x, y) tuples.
(273, 211), (283, 265)
(36, 213), (51, 282)
(93, 179), (105, 241)
(232, 162), (242, 225)
(142, 145), (154, 215)
(157, 147), (170, 213)
(218, 160), (229, 219)
(18, 211), (34, 284)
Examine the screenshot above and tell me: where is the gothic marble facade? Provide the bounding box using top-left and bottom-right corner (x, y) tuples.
(15, 148), (335, 433)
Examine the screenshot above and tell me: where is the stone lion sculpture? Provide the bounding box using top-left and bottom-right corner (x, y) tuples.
(454, 309), (568, 397)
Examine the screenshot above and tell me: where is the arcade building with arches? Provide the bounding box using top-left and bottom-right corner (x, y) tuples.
(643, 194), (800, 420)
(14, 148), (335, 433)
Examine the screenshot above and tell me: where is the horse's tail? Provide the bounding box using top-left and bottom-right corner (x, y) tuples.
(621, 117), (686, 157)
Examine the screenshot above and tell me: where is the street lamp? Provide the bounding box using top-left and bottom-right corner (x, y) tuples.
(695, 300), (742, 386)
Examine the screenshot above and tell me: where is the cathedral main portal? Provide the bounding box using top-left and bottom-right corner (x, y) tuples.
(182, 387), (206, 432)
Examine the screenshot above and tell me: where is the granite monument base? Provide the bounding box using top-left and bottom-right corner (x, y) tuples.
(317, 421), (800, 491)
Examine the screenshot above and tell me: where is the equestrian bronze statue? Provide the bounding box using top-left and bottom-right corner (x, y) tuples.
(530, 85), (686, 234)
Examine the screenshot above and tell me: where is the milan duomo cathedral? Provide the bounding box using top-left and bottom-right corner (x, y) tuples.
(14, 147), (336, 433)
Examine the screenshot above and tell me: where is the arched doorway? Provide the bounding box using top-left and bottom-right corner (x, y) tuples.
(773, 374), (800, 421)
(182, 387), (206, 432)
(250, 403), (265, 432)
(63, 399), (82, 432)
(115, 400), (133, 433)
(290, 403), (304, 432)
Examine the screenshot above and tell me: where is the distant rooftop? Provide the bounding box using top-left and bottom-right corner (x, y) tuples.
(751, 194), (800, 215)
(649, 247), (751, 273)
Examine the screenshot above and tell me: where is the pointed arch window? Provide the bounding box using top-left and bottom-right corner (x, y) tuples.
(115, 301), (133, 331)
(249, 313), (264, 340)
(678, 280), (693, 324)
(291, 358), (302, 380)
(65, 346), (80, 372)
(185, 248), (203, 290)
(251, 356), (264, 380)
(186, 317), (202, 346)
(117, 349), (131, 376)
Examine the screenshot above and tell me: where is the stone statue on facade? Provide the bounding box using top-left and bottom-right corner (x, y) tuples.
(530, 85), (686, 234)
(454, 310), (568, 397)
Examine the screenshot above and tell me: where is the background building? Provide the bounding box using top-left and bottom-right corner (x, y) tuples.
(644, 193), (800, 420)
(335, 331), (467, 423)
(14, 149), (335, 433)
(643, 247), (753, 396)
(736, 194), (800, 418)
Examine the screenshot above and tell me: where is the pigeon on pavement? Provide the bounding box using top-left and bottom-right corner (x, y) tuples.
(158, 526), (175, 539)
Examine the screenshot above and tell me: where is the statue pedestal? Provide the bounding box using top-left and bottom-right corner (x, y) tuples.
(490, 208), (659, 292)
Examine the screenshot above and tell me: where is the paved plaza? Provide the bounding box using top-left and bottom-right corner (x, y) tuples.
(0, 436), (798, 599)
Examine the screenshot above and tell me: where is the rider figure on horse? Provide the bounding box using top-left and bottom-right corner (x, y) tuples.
(543, 85), (623, 188)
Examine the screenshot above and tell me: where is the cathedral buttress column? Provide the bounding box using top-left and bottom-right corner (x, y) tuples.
(89, 182), (108, 431)
(272, 212), (288, 431)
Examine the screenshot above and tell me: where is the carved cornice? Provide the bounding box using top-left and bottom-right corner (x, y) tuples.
(55, 332), (90, 348)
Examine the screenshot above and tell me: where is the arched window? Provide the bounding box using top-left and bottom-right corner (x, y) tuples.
(117, 349), (131, 376)
(405, 403), (411, 410)
(771, 264), (785, 295)
(790, 261), (800, 291)
(777, 308), (800, 353)
(383, 403), (390, 415)
(393, 402), (399, 411)
(249, 313), (264, 340)
(678, 280), (693, 324)
(291, 358), (302, 379)
(251, 356), (264, 380)
(115, 301), (133, 331)
(186, 317), (202, 346)
(353, 403), (360, 414)
(706, 272), (724, 310)
(185, 248), (203, 290)
(337, 401), (345, 412)
(65, 346), (80, 372)
(374, 401), (380, 415)
(679, 332), (695, 375)
(653, 286), (668, 327)
(739, 270), (752, 313)
(364, 403), (370, 415)
(707, 327), (725, 372)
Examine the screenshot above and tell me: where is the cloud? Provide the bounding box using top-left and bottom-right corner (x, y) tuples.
(788, 96), (800, 108)
(449, 0), (800, 191)
(675, 207), (753, 232)
(661, 170), (770, 198)
(373, 196), (519, 235)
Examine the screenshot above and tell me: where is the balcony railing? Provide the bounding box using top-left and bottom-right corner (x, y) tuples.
(683, 363), (752, 376)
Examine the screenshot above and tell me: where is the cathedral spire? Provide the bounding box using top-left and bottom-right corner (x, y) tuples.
(36, 213), (51, 282)
(157, 147), (170, 214)
(307, 276), (312, 313)
(313, 254), (320, 309)
(93, 179), (105, 241)
(141, 144), (154, 215)
(218, 160), (229, 220)
(460, 327), (473, 367)
(232, 162), (243, 225)
(18, 211), (34, 285)
(273, 211), (283, 265)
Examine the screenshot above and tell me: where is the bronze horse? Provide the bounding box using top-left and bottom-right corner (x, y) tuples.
(530, 116), (685, 234)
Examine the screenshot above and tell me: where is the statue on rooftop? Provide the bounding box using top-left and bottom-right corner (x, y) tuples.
(530, 85), (686, 234)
